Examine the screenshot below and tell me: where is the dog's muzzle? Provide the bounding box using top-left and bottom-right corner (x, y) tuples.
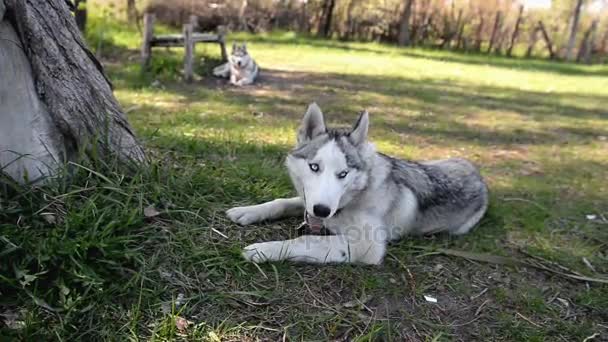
(305, 212), (324, 233)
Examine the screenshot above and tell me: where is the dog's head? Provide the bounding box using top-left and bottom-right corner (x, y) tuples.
(286, 103), (375, 220)
(230, 43), (251, 68)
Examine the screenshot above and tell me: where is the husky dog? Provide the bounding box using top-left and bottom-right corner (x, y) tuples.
(212, 43), (259, 86)
(227, 103), (489, 265)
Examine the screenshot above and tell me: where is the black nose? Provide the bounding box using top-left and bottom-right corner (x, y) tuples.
(313, 204), (331, 218)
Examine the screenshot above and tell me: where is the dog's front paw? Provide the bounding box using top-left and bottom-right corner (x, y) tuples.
(226, 205), (266, 225)
(242, 241), (286, 263)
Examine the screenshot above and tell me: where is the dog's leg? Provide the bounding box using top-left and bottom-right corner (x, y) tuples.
(242, 236), (387, 265)
(212, 63), (230, 78)
(227, 197), (303, 225)
(230, 73), (239, 86)
(237, 76), (254, 86)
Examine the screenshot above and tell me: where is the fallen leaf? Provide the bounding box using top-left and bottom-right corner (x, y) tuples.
(175, 293), (185, 308)
(1, 311), (24, 330)
(582, 257), (596, 273)
(144, 205), (161, 218)
(424, 295), (438, 303)
(556, 298), (569, 307)
(342, 294), (372, 308)
(175, 316), (192, 333)
(41, 213), (56, 224)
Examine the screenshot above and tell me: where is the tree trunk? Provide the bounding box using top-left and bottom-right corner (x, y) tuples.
(600, 25), (608, 55)
(474, 16), (484, 52)
(526, 26), (540, 58)
(127, 0), (137, 24)
(397, 0), (414, 46)
(298, 1), (309, 33)
(565, 0), (584, 61)
(538, 20), (556, 59)
(238, 0), (248, 31)
(317, 0), (335, 38)
(507, 5), (524, 57)
(455, 12), (467, 50)
(1, 0), (145, 182)
(487, 11), (502, 54)
(344, 0), (359, 40)
(577, 19), (598, 64)
(0, 18), (63, 182)
(74, 0), (87, 32)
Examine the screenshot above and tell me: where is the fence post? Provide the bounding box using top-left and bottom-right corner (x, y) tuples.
(183, 23), (194, 82)
(141, 13), (154, 70)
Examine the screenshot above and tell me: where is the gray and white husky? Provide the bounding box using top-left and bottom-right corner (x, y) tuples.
(212, 43), (259, 86)
(227, 103), (489, 265)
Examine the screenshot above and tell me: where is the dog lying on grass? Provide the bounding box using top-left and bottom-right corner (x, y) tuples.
(228, 103), (489, 264)
(213, 43), (259, 86)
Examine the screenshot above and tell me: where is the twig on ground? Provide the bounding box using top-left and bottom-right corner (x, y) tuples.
(582, 257), (596, 273)
(582, 332), (600, 342)
(428, 248), (608, 284)
(502, 197), (549, 212)
(295, 271), (340, 314)
(516, 311), (543, 327)
(475, 299), (489, 316)
(470, 287), (488, 300)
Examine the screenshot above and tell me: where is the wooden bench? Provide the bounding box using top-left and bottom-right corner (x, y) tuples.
(141, 13), (227, 82)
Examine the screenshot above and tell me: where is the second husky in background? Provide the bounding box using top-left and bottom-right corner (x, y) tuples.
(213, 43), (259, 86)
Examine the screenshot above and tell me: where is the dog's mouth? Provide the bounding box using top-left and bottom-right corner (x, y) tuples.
(305, 212), (324, 233)
(304, 208), (343, 233)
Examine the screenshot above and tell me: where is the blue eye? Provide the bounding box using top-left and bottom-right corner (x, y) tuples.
(337, 171), (348, 179)
(309, 163), (319, 172)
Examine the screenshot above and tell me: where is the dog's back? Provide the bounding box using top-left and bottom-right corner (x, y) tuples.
(385, 156), (488, 235)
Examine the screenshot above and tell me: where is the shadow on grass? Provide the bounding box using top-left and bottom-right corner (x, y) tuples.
(126, 67), (607, 149)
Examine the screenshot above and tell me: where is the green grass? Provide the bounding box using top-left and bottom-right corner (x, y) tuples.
(1, 11), (608, 341)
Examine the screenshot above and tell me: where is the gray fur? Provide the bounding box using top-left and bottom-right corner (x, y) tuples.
(380, 154), (488, 235)
(212, 42), (259, 86)
(227, 103), (489, 265)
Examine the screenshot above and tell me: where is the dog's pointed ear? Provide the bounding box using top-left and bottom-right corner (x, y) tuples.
(242, 43), (247, 52)
(232, 42), (237, 52)
(298, 103), (326, 143)
(350, 110), (369, 146)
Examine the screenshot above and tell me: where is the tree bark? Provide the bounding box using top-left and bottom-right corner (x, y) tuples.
(600, 24), (608, 52)
(565, 0), (584, 61)
(299, 1), (309, 33)
(74, 0), (87, 32)
(487, 11), (502, 54)
(127, 0), (137, 24)
(577, 19), (598, 64)
(397, 0), (414, 46)
(3, 0), (145, 178)
(317, 0), (335, 38)
(238, 0), (248, 31)
(474, 16), (484, 52)
(0, 18), (63, 182)
(507, 5), (524, 57)
(344, 0), (359, 40)
(538, 20), (556, 59)
(455, 11), (467, 50)
(526, 26), (540, 58)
